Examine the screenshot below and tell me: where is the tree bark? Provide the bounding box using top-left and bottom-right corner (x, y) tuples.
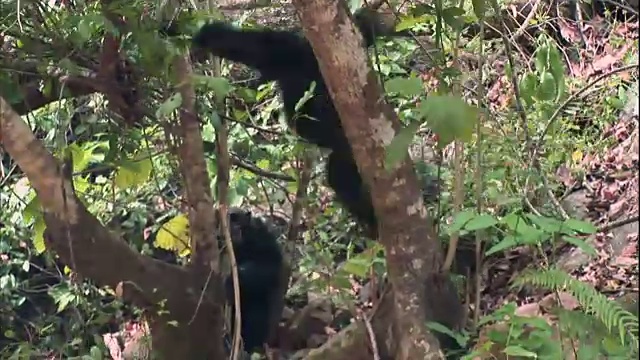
(1, 94), (226, 358)
(291, 1), (464, 359)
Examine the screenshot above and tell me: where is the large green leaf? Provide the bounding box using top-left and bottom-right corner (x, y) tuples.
(417, 95), (478, 148)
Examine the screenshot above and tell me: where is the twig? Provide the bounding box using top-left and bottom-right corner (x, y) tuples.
(230, 154), (296, 182)
(541, 173), (569, 220)
(570, 0), (588, 49)
(442, 0), (466, 272)
(358, 308), (381, 360)
(598, 215), (640, 233)
(509, 0), (541, 42)
(218, 112), (285, 137)
(210, 46), (243, 360)
(219, 205), (243, 360)
(286, 151), (314, 243)
(473, 6), (487, 326)
(442, 140), (464, 272)
(522, 194), (543, 216)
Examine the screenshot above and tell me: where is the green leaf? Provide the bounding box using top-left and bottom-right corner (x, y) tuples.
(485, 235), (519, 256)
(228, 187), (243, 207)
(33, 218), (47, 254)
(156, 93), (183, 118)
(441, 7), (466, 29)
(295, 82), (317, 112)
(114, 157), (153, 190)
(155, 214), (190, 255)
(547, 46), (565, 101)
(0, 79), (24, 104)
(89, 345), (103, 359)
(563, 218), (597, 234)
(519, 73), (538, 106)
(503, 214), (548, 243)
(105, 137), (119, 163)
(347, 0), (362, 12)
(426, 320), (456, 337)
(193, 75), (233, 99)
(535, 45), (550, 74)
(417, 95), (478, 148)
(411, 4), (436, 17)
(43, 78), (56, 99)
(385, 121), (420, 170)
(209, 111), (223, 129)
(601, 336), (625, 354)
(464, 214), (498, 231)
(65, 143), (91, 173)
(525, 213), (565, 234)
(77, 19), (93, 43)
(502, 213), (529, 233)
(331, 273), (353, 290)
(448, 210), (476, 233)
(562, 235), (597, 256)
(503, 345), (537, 358)
(385, 77), (424, 97)
(23, 196), (41, 222)
(519, 226), (548, 244)
(395, 15), (427, 32)
(472, 0), (487, 19)
(56, 293), (75, 313)
(341, 256), (372, 278)
(536, 71), (557, 101)
(233, 177), (250, 197)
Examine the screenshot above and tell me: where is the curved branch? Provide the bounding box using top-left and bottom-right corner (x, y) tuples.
(0, 95), (189, 306)
(12, 75), (98, 115)
(230, 153), (296, 182)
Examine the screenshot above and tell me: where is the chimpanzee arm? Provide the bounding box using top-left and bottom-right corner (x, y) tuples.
(165, 11), (398, 81)
(189, 22), (318, 81)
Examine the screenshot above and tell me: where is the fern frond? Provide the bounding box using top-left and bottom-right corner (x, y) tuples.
(512, 268), (639, 352)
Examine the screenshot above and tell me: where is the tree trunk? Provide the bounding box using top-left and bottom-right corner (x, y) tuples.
(291, 1), (465, 359)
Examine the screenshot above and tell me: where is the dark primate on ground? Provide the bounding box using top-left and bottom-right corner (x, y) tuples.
(219, 208), (284, 353)
(143, 208), (284, 354)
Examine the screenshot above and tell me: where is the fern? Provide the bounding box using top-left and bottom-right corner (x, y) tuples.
(513, 268), (639, 353)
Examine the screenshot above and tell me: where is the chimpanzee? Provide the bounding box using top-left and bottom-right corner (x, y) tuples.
(141, 208), (283, 353)
(161, 11), (464, 356)
(111, 206), (283, 354)
(160, 8), (418, 236)
(219, 207), (284, 354)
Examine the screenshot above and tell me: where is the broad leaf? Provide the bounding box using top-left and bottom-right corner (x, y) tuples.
(562, 235), (597, 256)
(464, 214), (499, 231)
(156, 93), (183, 118)
(563, 218), (597, 234)
(448, 210), (476, 233)
(155, 214), (191, 255)
(385, 120), (421, 170)
(418, 95), (478, 147)
(114, 156), (153, 190)
(385, 77), (424, 97)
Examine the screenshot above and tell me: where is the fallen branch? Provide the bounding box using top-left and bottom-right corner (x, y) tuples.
(598, 215), (640, 233)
